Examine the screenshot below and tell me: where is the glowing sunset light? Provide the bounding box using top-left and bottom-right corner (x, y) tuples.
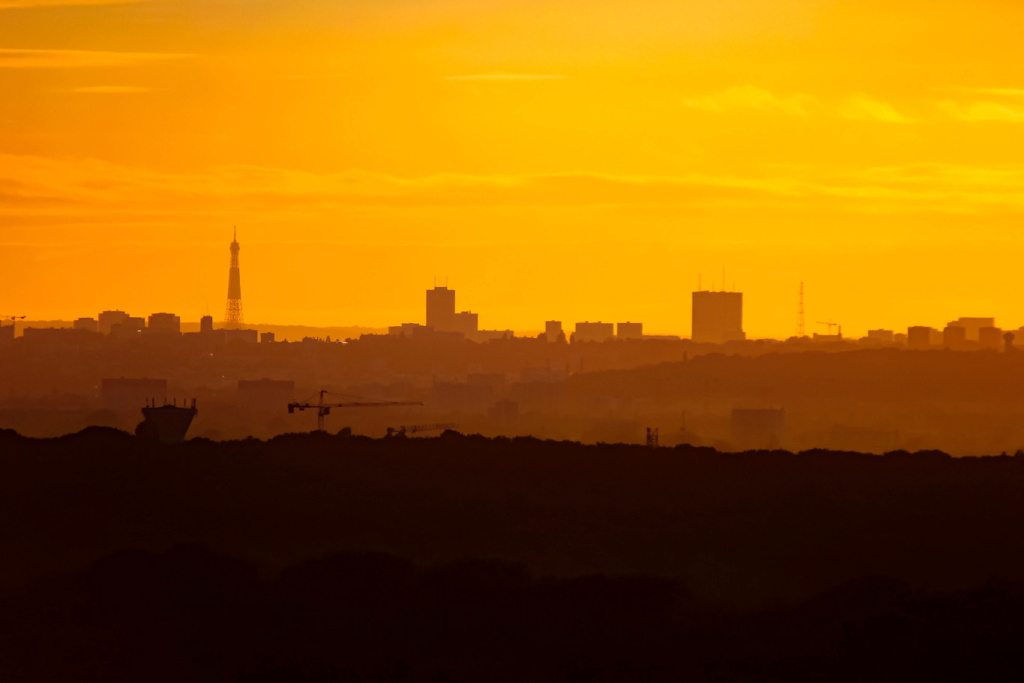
(3, 0), (1024, 336)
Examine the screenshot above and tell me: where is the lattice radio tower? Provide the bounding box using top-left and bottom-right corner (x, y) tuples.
(797, 281), (805, 337)
(224, 227), (244, 327)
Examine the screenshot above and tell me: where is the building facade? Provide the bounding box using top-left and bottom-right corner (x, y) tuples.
(692, 291), (745, 344)
(617, 322), (643, 339)
(574, 321), (614, 342)
(426, 286), (456, 332)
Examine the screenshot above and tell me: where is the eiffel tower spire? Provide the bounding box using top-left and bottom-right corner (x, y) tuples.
(225, 228), (243, 327)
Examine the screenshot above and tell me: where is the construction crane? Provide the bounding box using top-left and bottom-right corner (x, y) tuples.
(386, 423), (457, 438)
(2, 315), (25, 324)
(287, 389), (422, 432)
(817, 321), (840, 335)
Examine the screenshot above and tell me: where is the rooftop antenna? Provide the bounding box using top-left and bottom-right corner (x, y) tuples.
(797, 282), (805, 337)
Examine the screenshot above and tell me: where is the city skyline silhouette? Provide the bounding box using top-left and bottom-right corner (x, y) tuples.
(5, 2), (1024, 680)
(3, 1), (1024, 337)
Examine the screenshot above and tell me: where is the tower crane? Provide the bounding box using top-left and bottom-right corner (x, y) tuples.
(288, 389), (423, 432)
(1, 316), (25, 335)
(816, 321), (841, 335)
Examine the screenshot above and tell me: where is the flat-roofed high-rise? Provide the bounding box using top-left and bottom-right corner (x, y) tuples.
(692, 291), (745, 344)
(98, 310), (129, 335)
(426, 286), (456, 331)
(147, 312), (181, 335)
(617, 322), (643, 339)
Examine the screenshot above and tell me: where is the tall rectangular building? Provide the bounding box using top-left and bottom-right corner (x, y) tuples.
(691, 291), (745, 344)
(98, 310), (129, 335)
(867, 329), (894, 344)
(978, 326), (1004, 350)
(574, 321), (614, 342)
(147, 312), (181, 335)
(617, 322), (643, 339)
(943, 324), (967, 349)
(426, 286), (456, 332)
(452, 311), (478, 337)
(947, 317), (996, 342)
(906, 326), (934, 350)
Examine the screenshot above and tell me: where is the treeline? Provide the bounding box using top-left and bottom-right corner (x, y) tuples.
(4, 429), (1024, 678)
(4, 545), (1024, 681)
(4, 428), (1024, 600)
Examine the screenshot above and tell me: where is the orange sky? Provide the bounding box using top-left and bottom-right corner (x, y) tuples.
(3, 0), (1024, 337)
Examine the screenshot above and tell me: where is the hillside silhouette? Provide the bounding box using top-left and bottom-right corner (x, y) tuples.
(4, 429), (1024, 680)
(7, 545), (1024, 682)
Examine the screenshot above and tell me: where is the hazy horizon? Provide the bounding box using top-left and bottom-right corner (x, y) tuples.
(5, 1), (1024, 337)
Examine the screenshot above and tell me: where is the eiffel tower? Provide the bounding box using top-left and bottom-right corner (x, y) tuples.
(224, 228), (244, 327)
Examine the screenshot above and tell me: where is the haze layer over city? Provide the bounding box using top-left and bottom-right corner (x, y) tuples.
(6, 1), (1024, 681)
(3, 227), (1023, 455)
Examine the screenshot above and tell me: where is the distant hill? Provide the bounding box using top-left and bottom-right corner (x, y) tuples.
(9, 321), (388, 340)
(205, 322), (388, 341)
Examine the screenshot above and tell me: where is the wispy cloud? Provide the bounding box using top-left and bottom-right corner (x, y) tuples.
(683, 85), (816, 117)
(935, 100), (1024, 122)
(0, 48), (190, 69)
(930, 86), (1024, 121)
(836, 96), (915, 124)
(684, 85), (915, 123)
(0, 0), (142, 8)
(63, 85), (152, 93)
(686, 84), (1024, 125)
(3, 154), (1024, 220)
(445, 74), (566, 81)
(950, 87), (1024, 98)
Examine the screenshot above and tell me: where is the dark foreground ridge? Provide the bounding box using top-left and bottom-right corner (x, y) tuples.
(3, 428), (1024, 680)
(8, 545), (1024, 682)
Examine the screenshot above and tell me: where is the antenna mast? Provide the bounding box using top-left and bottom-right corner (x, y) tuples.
(224, 228), (244, 327)
(797, 282), (805, 337)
